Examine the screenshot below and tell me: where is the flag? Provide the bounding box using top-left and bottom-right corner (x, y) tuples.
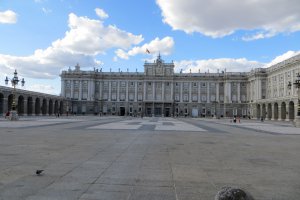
(146, 48), (150, 54)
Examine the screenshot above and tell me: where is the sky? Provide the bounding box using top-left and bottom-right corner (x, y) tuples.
(1, 0), (300, 95)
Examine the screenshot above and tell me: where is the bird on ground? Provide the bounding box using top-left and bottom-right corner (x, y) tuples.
(36, 170), (44, 176)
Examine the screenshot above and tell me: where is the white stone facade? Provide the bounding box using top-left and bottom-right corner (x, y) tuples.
(60, 55), (300, 121)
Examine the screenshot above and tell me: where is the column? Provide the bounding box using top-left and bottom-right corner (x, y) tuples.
(126, 81), (129, 102)
(23, 99), (28, 116)
(278, 105), (282, 121)
(291, 71), (294, 96)
(180, 82), (183, 102)
(143, 82), (146, 100)
(189, 82), (192, 103)
(108, 81), (111, 101)
(198, 82), (201, 103)
(153, 81), (155, 100)
(271, 104), (274, 120)
(216, 82), (219, 102)
(207, 82), (210, 103)
(225, 81), (231, 103)
(31, 99), (35, 115)
(91, 80), (95, 101)
(61, 80), (65, 97)
(228, 82), (231, 103)
(259, 78), (262, 100)
(135, 81), (138, 102)
(71, 80), (74, 99)
(87, 80), (91, 101)
(237, 82), (241, 103)
(99, 81), (102, 100)
(117, 81), (120, 101)
(79, 80), (82, 100)
(171, 82), (174, 101)
(162, 82), (165, 101)
(283, 74), (286, 96)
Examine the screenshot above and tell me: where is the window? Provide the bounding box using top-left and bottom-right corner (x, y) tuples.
(129, 94), (134, 101)
(192, 95), (197, 101)
(120, 94), (125, 101)
(183, 94), (188, 102)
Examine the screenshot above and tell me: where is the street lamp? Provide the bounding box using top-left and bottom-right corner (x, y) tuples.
(290, 73), (300, 127)
(4, 70), (25, 120)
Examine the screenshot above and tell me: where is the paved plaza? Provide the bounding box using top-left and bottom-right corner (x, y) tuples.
(0, 116), (299, 200)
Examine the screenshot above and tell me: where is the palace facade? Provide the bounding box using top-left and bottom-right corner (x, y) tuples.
(60, 54), (300, 121)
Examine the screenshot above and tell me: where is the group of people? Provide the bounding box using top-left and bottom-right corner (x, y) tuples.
(232, 116), (241, 123)
(4, 111), (10, 119)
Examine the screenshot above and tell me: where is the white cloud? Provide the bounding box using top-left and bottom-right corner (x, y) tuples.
(0, 10), (17, 24)
(156, 0), (300, 39)
(174, 50), (300, 73)
(115, 36), (174, 59)
(0, 11), (143, 79)
(42, 7), (52, 14)
(174, 58), (264, 73)
(266, 51), (300, 67)
(28, 84), (57, 94)
(95, 8), (108, 19)
(53, 13), (143, 55)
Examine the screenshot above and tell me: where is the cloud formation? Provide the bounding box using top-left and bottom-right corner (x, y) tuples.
(115, 36), (174, 60)
(0, 10), (17, 24)
(0, 10), (144, 79)
(156, 0), (300, 39)
(95, 8), (108, 19)
(266, 51), (300, 67)
(174, 51), (300, 74)
(174, 58), (264, 73)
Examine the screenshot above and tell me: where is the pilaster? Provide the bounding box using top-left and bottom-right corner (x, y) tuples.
(207, 82), (210, 103)
(189, 82), (192, 103)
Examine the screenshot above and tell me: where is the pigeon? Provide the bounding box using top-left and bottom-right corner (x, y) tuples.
(36, 170), (44, 176)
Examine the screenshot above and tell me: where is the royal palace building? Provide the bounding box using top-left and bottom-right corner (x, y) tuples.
(60, 54), (300, 122)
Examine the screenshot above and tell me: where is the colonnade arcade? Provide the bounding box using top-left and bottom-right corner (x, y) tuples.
(253, 100), (297, 121)
(0, 86), (65, 116)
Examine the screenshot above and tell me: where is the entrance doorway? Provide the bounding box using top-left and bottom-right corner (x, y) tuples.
(120, 107), (125, 116)
(147, 108), (152, 116)
(155, 107), (162, 116)
(165, 108), (170, 117)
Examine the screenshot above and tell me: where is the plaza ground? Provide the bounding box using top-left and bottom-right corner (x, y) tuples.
(0, 116), (299, 200)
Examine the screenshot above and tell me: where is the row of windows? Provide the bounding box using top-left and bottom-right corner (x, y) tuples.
(67, 81), (246, 88)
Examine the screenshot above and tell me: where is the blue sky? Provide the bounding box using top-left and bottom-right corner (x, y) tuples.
(1, 0), (300, 95)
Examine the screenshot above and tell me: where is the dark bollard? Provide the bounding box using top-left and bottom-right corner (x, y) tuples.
(215, 186), (254, 200)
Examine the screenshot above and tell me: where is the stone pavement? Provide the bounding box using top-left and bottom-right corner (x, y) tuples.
(0, 116), (299, 200)
(194, 117), (300, 135)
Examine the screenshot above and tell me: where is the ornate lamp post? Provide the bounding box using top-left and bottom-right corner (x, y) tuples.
(288, 73), (300, 127)
(5, 70), (25, 120)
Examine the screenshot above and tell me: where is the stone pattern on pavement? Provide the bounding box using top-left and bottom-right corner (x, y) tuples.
(0, 116), (299, 200)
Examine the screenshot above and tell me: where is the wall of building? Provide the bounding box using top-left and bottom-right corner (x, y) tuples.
(60, 57), (250, 118)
